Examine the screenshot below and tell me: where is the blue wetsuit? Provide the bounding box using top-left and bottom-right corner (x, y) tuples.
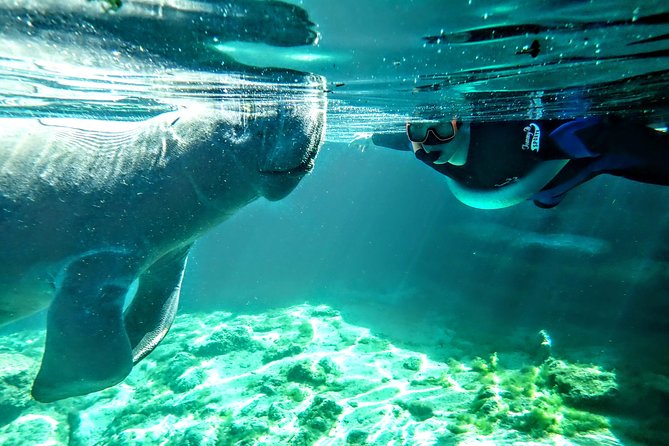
(374, 117), (668, 208)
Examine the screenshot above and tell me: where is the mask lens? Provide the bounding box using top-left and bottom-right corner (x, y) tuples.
(407, 120), (457, 144)
(406, 122), (430, 142)
(434, 121), (457, 139)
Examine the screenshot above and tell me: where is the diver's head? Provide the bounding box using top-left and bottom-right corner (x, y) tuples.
(407, 119), (470, 165)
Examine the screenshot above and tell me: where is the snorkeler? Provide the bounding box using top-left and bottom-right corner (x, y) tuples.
(369, 117), (668, 209)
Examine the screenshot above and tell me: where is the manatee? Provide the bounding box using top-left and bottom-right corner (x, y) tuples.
(0, 75), (326, 402)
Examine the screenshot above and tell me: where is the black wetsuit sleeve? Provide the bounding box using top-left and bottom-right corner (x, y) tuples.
(372, 132), (412, 151)
(576, 118), (669, 185)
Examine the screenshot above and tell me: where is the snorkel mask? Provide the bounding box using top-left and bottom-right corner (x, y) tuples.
(406, 119), (460, 145)
(406, 119), (469, 165)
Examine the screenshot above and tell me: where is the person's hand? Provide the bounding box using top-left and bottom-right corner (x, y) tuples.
(412, 141), (450, 164)
(412, 142), (443, 164)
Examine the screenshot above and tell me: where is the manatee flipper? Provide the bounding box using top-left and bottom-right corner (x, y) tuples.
(32, 251), (137, 403)
(124, 245), (190, 364)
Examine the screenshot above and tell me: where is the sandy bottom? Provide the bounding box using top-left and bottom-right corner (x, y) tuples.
(0, 304), (627, 445)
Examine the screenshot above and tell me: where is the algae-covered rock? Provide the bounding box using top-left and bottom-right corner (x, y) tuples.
(308, 306), (340, 318)
(267, 402), (286, 421)
(402, 356), (422, 371)
(250, 375), (284, 397)
(355, 336), (390, 353)
(346, 429), (368, 444)
(286, 383), (308, 402)
(308, 305), (341, 318)
(178, 426), (212, 446)
(410, 372), (453, 389)
(168, 351), (198, 374)
(1, 413), (65, 446)
(220, 419), (269, 444)
(471, 353), (498, 374)
(191, 326), (259, 357)
(458, 354), (615, 440)
(0, 304), (623, 445)
(290, 429), (314, 446)
(318, 357), (339, 375)
(397, 400), (434, 421)
(0, 353), (36, 425)
(262, 343), (303, 364)
(559, 407), (609, 437)
(471, 386), (508, 417)
(542, 358), (617, 406)
(261, 319), (317, 364)
(171, 367), (205, 393)
(511, 406), (560, 438)
(286, 360), (328, 386)
(298, 396), (343, 432)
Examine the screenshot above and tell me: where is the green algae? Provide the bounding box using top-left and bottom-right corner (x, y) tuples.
(471, 352), (498, 374)
(396, 400), (435, 421)
(346, 429), (369, 444)
(511, 405), (560, 438)
(217, 413), (269, 446)
(286, 383), (308, 402)
(0, 306), (620, 445)
(308, 307), (340, 318)
(171, 366), (205, 393)
(286, 360), (328, 386)
(297, 320), (314, 340)
(262, 343), (303, 363)
(295, 396), (343, 443)
(447, 421), (469, 435)
(191, 326), (259, 358)
(453, 353), (614, 439)
(355, 336), (390, 353)
(261, 319), (317, 365)
(402, 356), (422, 371)
(560, 407), (610, 437)
(410, 372), (453, 389)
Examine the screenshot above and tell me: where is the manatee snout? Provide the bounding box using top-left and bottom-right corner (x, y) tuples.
(256, 78), (326, 200)
(258, 92), (326, 174)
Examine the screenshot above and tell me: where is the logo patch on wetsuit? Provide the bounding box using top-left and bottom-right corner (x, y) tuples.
(522, 123), (541, 152)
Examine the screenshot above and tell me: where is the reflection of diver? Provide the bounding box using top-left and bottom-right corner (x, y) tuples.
(371, 117), (669, 209)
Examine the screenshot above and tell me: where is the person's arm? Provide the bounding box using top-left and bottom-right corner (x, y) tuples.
(371, 132), (412, 151)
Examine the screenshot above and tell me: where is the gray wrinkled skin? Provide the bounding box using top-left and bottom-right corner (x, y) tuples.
(0, 77), (326, 402)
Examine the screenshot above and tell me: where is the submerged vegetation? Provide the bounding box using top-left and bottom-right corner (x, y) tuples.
(450, 351), (614, 439)
(0, 306), (620, 444)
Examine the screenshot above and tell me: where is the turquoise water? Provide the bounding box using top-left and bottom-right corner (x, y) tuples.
(1, 0), (668, 445)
